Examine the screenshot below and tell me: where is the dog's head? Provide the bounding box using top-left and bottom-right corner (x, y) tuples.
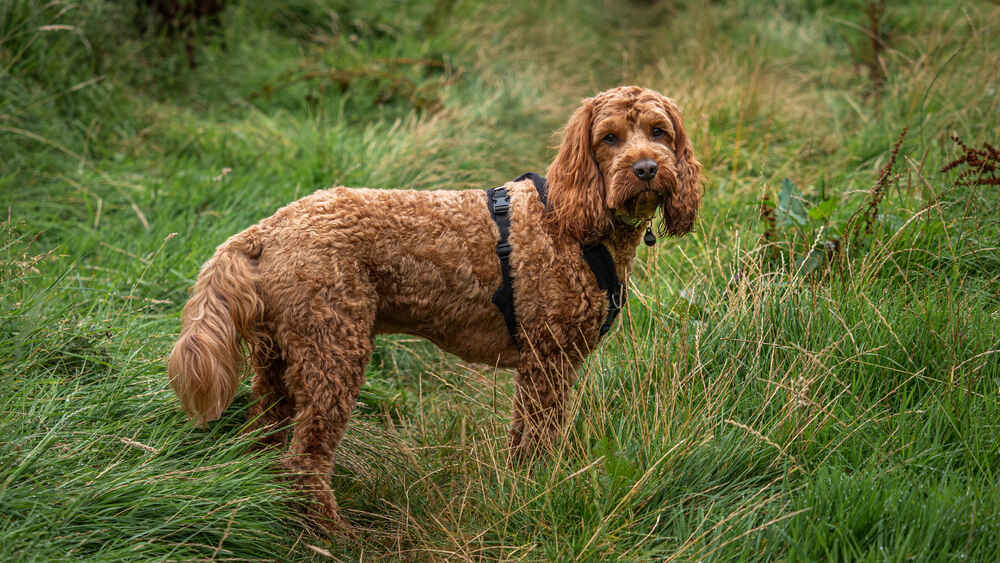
(546, 86), (702, 243)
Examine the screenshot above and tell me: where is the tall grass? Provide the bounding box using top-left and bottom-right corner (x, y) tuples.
(2, 0), (998, 559)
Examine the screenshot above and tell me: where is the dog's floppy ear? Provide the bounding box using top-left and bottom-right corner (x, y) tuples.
(546, 97), (610, 242)
(661, 97), (702, 236)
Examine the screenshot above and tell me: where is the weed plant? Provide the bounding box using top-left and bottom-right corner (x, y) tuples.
(2, 0), (999, 560)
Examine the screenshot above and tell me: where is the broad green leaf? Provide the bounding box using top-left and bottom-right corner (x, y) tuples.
(777, 178), (808, 228)
(808, 198), (838, 222)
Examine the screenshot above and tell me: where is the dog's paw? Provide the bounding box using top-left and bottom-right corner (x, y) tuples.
(310, 508), (358, 540)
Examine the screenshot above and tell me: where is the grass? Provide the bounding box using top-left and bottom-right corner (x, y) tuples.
(2, 0), (999, 559)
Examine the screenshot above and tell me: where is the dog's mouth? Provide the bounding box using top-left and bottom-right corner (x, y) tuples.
(618, 189), (662, 223)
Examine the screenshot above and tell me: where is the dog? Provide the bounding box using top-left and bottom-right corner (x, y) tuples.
(167, 85), (702, 532)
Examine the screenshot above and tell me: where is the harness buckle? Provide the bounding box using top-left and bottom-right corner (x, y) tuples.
(496, 240), (512, 257)
(491, 190), (510, 215)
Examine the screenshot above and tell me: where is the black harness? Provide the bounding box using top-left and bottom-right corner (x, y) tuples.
(485, 173), (624, 347)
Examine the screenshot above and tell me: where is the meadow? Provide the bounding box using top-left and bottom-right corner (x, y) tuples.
(2, 0), (999, 559)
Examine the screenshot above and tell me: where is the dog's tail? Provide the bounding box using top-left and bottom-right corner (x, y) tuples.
(168, 229), (265, 426)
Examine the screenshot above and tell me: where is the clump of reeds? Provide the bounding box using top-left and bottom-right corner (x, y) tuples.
(758, 192), (778, 261)
(858, 127), (907, 236)
(862, 0), (888, 93)
(843, 0), (890, 96)
(940, 134), (1000, 187)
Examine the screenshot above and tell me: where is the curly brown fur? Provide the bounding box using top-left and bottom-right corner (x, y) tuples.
(167, 85), (702, 533)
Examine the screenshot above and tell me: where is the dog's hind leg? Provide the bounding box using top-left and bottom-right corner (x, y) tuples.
(279, 286), (376, 533)
(246, 343), (294, 448)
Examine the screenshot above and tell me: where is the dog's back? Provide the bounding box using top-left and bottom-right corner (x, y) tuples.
(257, 186), (524, 364)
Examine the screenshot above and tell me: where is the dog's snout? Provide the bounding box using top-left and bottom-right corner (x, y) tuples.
(632, 159), (658, 181)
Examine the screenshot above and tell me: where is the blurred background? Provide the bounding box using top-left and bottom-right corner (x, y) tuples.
(2, 0), (999, 560)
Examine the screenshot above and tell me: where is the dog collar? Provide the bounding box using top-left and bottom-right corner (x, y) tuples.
(614, 208), (646, 228)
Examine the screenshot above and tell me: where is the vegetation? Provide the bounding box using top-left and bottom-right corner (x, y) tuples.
(2, 0), (998, 559)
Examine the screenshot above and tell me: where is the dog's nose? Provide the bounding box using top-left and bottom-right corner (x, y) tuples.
(632, 159), (658, 181)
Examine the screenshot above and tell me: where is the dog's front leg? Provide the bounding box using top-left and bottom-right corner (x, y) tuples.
(508, 355), (578, 463)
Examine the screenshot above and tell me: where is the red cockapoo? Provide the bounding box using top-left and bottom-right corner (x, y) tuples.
(168, 85), (702, 531)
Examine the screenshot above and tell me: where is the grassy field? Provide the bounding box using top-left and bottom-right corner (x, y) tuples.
(2, 0), (999, 560)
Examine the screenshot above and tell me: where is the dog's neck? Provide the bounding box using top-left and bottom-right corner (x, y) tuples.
(600, 218), (649, 281)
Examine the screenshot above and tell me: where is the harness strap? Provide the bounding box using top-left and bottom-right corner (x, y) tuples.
(513, 173), (623, 335)
(486, 173), (625, 347)
(515, 172), (548, 205)
(485, 186), (518, 344)
(580, 244), (624, 336)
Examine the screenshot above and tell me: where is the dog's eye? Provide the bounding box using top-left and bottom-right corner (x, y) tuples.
(602, 133), (618, 145)
(651, 127), (666, 139)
